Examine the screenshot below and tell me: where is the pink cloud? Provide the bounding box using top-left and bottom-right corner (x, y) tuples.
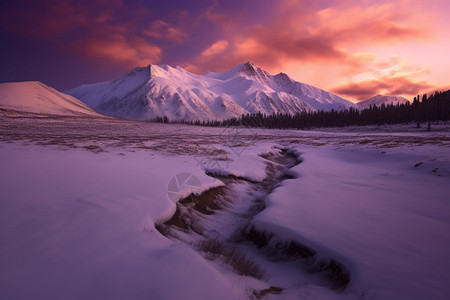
(331, 76), (434, 101)
(200, 40), (229, 58)
(312, 3), (428, 46)
(181, 0), (437, 101)
(186, 0), (430, 77)
(144, 20), (187, 43)
(80, 35), (161, 67)
(2, 0), (445, 99)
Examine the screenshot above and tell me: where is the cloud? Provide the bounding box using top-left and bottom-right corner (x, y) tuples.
(185, 0), (431, 77)
(1, 0), (445, 97)
(0, 0), (162, 68)
(339, 52), (379, 76)
(287, 50), (434, 102)
(0, 1), (86, 39)
(144, 20), (187, 43)
(200, 40), (229, 58)
(80, 35), (161, 67)
(312, 3), (428, 46)
(331, 76), (434, 101)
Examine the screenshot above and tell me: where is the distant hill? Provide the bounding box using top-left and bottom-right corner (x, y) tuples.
(0, 81), (105, 117)
(357, 94), (409, 109)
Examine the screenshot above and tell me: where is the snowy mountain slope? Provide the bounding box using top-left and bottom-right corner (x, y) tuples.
(65, 62), (354, 121)
(357, 94), (410, 109)
(0, 81), (104, 117)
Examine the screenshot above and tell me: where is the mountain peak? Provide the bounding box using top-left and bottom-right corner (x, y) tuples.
(239, 61), (257, 73)
(274, 72), (294, 86)
(243, 60), (256, 67)
(237, 61), (270, 82)
(124, 65), (151, 79)
(123, 64), (175, 81)
(149, 64), (165, 78)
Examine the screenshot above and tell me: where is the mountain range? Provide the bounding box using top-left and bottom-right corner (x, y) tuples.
(65, 62), (354, 121)
(1, 62), (411, 121)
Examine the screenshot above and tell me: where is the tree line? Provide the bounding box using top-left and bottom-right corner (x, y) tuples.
(158, 90), (450, 129)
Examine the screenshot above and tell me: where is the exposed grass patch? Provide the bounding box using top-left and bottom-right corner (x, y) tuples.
(82, 144), (104, 153)
(197, 239), (264, 279)
(162, 208), (189, 230)
(359, 139), (372, 145)
(285, 241), (316, 259)
(246, 226), (272, 248)
(205, 171), (259, 184)
(246, 226), (350, 291)
(155, 185), (229, 236)
(280, 170), (298, 180)
(180, 185), (228, 215)
(253, 286), (283, 299)
(323, 259), (351, 291)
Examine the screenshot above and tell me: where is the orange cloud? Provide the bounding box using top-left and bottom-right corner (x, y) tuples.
(312, 3), (428, 46)
(200, 40), (229, 58)
(185, 0), (438, 102)
(340, 52), (379, 75)
(331, 76), (433, 101)
(187, 0), (431, 77)
(80, 35), (161, 67)
(2, 0), (446, 100)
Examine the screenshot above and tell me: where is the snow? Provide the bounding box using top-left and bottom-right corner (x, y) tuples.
(1, 117), (450, 300)
(252, 144), (450, 299)
(0, 144), (239, 300)
(0, 81), (104, 117)
(64, 62), (354, 121)
(201, 143), (274, 183)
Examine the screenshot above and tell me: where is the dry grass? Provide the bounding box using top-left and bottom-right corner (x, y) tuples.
(155, 185), (229, 237)
(253, 286), (283, 299)
(197, 239), (264, 279)
(246, 226), (350, 291)
(181, 185), (228, 215)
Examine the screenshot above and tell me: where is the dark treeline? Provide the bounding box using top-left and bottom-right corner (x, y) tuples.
(160, 90), (450, 129)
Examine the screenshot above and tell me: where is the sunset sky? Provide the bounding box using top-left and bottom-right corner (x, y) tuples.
(1, 0), (449, 102)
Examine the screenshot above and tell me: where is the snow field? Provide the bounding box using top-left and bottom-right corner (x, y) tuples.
(1, 122), (449, 299)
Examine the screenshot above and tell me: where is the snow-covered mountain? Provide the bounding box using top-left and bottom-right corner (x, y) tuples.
(0, 81), (104, 117)
(357, 94), (410, 109)
(65, 62), (354, 121)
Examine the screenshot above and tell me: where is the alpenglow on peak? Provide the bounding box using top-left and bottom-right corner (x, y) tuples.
(65, 62), (354, 121)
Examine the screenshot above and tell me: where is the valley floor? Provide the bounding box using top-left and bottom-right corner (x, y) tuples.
(1, 117), (449, 300)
